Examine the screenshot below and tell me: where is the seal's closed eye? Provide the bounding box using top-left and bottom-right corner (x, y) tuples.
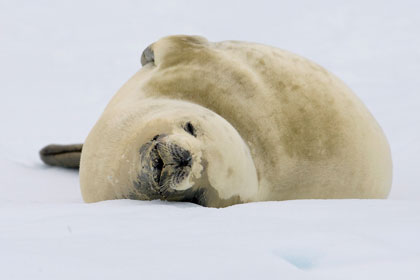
(184, 122), (196, 137)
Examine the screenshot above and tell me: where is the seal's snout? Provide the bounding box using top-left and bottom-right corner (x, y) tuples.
(154, 140), (193, 197)
(155, 141), (192, 170)
(163, 143), (192, 168)
(137, 135), (195, 199)
(151, 134), (192, 167)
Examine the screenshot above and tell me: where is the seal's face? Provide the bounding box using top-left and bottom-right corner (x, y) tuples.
(124, 103), (259, 207)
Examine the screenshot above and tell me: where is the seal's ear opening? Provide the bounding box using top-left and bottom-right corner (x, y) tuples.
(39, 144), (83, 169)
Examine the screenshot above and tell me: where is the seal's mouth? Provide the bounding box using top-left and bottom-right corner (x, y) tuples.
(153, 141), (192, 196)
(150, 144), (164, 185)
(137, 136), (193, 198)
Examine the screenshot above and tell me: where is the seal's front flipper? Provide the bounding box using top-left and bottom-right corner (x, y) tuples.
(39, 144), (83, 169)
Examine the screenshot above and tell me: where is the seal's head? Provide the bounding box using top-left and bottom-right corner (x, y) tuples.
(80, 100), (258, 207)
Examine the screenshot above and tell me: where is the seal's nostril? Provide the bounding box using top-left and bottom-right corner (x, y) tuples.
(141, 45), (155, 66)
(178, 150), (192, 167)
(152, 133), (168, 142)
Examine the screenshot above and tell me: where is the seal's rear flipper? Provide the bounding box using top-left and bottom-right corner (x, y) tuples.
(39, 144), (83, 169)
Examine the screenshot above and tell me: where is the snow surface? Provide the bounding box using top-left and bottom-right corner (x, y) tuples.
(1, 0), (419, 279)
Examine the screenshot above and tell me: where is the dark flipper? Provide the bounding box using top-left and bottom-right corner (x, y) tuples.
(39, 144), (83, 169)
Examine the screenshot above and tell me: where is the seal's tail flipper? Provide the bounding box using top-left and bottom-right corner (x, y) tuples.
(39, 144), (83, 169)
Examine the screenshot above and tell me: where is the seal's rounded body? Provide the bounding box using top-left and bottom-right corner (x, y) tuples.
(79, 35), (392, 207)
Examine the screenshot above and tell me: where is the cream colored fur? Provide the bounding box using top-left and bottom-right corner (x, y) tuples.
(80, 35), (392, 207)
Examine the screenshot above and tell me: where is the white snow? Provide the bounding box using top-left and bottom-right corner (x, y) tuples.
(1, 0), (419, 279)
